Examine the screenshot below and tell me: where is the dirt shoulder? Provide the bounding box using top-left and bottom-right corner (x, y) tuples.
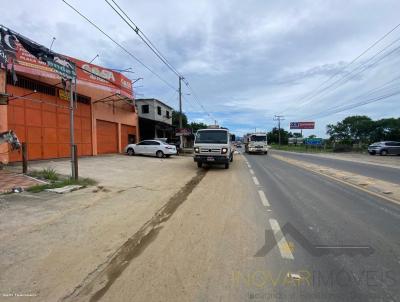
(0, 155), (198, 302)
(272, 149), (400, 169)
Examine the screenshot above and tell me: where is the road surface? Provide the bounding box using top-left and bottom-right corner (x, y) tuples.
(68, 154), (400, 302)
(271, 149), (400, 184)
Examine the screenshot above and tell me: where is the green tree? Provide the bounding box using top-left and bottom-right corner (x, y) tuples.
(268, 127), (290, 144)
(172, 111), (188, 128)
(327, 115), (374, 144)
(189, 121), (208, 133)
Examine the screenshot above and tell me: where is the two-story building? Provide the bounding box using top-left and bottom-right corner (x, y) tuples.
(0, 27), (139, 164)
(135, 98), (175, 140)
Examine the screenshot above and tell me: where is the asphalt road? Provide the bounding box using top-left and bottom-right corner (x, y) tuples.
(245, 153), (400, 301)
(271, 149), (400, 184)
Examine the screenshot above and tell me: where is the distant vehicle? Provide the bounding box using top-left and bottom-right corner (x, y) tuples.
(193, 127), (234, 169)
(243, 132), (268, 154)
(125, 140), (177, 158)
(368, 141), (400, 155)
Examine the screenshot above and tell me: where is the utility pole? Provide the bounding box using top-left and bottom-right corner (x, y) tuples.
(274, 115), (285, 146)
(69, 78), (76, 179)
(178, 76), (183, 149)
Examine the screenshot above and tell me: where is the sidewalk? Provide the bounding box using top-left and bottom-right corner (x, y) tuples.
(0, 170), (43, 193)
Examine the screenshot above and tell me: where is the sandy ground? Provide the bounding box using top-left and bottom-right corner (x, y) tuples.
(0, 154), (198, 302)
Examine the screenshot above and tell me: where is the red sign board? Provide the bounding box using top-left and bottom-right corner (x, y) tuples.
(290, 122), (315, 129)
(11, 42), (133, 97)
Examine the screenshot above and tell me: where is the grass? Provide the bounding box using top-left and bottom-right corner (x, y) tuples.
(27, 177), (97, 193)
(29, 168), (59, 181)
(270, 144), (333, 153)
(27, 168), (96, 193)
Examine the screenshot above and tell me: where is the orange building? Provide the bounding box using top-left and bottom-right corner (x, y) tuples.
(0, 37), (139, 164)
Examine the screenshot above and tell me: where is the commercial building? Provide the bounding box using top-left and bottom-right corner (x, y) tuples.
(0, 30), (139, 164)
(135, 98), (175, 140)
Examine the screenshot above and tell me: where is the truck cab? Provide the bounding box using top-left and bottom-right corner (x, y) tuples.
(244, 133), (268, 154)
(193, 127), (234, 169)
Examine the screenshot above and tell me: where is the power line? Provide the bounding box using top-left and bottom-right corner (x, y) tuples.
(277, 21), (400, 114)
(61, 0), (176, 92)
(103, 0), (214, 123)
(105, 0), (181, 77)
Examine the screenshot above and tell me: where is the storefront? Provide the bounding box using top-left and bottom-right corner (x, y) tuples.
(0, 28), (139, 164)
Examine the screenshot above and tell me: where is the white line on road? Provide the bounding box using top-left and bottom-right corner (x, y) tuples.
(247, 164), (252, 168)
(269, 219), (294, 260)
(258, 190), (270, 207)
(252, 176), (260, 186)
(249, 169), (255, 175)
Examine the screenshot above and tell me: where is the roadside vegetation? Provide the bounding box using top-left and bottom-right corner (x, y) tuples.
(27, 168), (96, 193)
(268, 115), (400, 153)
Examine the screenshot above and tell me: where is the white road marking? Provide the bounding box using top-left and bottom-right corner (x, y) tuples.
(249, 169), (255, 175)
(269, 219), (294, 260)
(258, 190), (270, 207)
(247, 164), (252, 168)
(252, 176), (260, 186)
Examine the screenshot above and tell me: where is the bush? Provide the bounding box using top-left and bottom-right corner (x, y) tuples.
(29, 168), (59, 181)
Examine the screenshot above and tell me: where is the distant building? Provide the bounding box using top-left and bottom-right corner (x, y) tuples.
(135, 98), (174, 140)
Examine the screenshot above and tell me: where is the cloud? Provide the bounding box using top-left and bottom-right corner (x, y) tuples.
(2, 0), (400, 137)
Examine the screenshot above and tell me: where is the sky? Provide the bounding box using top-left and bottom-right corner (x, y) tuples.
(2, 0), (400, 137)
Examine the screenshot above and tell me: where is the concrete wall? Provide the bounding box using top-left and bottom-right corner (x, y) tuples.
(136, 99), (173, 125)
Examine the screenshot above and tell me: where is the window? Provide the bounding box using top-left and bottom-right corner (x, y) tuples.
(157, 106), (162, 115)
(149, 141), (161, 145)
(142, 105), (149, 114)
(137, 141), (150, 145)
(166, 110), (170, 118)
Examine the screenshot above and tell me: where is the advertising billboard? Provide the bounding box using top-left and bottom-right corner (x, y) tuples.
(290, 122), (315, 129)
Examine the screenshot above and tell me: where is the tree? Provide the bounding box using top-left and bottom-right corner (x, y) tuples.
(189, 121), (208, 133)
(326, 115), (399, 144)
(172, 111), (188, 128)
(268, 127), (290, 144)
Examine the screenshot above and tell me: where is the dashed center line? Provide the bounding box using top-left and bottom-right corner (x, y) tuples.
(269, 219), (294, 260)
(249, 169), (255, 175)
(252, 176), (260, 186)
(258, 190), (270, 207)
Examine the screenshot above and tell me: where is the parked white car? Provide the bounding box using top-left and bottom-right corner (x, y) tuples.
(125, 140), (177, 158)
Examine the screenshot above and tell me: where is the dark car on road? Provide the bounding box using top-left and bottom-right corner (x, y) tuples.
(368, 141), (400, 155)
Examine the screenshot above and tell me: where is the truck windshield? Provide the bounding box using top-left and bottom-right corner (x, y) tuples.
(195, 130), (228, 144)
(250, 135), (267, 141)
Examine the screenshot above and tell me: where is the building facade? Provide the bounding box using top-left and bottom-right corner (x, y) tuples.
(0, 31), (139, 164)
(135, 98), (174, 140)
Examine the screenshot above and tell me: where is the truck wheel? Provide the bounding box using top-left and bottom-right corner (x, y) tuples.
(225, 163), (229, 169)
(197, 162), (203, 168)
(230, 154), (233, 162)
(264, 151), (268, 155)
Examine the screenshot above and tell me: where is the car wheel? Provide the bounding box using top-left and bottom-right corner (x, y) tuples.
(197, 162), (203, 168)
(380, 150), (388, 156)
(225, 163), (229, 169)
(156, 150), (164, 158)
(368, 151), (375, 155)
(127, 148), (135, 156)
(264, 151), (268, 155)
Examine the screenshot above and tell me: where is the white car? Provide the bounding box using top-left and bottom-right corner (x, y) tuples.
(125, 140), (177, 158)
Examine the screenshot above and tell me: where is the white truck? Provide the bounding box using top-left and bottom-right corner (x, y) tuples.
(244, 132), (268, 154)
(193, 126), (235, 169)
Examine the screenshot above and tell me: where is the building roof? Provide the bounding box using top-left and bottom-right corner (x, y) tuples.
(135, 98), (174, 110)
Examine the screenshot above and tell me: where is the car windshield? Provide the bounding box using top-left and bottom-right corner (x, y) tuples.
(195, 130), (228, 144)
(371, 142), (383, 146)
(250, 135), (267, 142)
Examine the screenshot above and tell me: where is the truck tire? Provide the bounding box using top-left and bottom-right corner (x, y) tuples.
(230, 154), (233, 162)
(197, 162), (203, 168)
(264, 151), (268, 155)
(225, 163), (229, 169)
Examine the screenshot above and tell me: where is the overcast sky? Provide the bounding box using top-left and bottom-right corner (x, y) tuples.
(2, 0), (400, 136)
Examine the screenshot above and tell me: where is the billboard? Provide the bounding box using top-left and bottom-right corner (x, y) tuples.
(290, 122), (315, 129)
